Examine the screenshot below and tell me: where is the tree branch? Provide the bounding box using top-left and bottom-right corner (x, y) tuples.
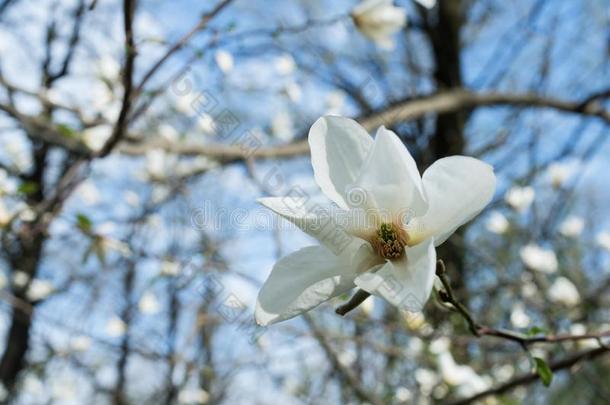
(449, 347), (610, 405)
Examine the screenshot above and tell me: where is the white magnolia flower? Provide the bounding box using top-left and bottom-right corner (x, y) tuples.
(97, 55), (121, 80)
(548, 276), (580, 307)
(395, 386), (412, 403)
(505, 186), (535, 212)
(76, 181), (101, 205)
(70, 335), (92, 352)
(274, 54), (296, 75)
(105, 316), (126, 337)
(138, 292), (161, 314)
(161, 259), (181, 276)
(547, 162), (572, 188)
(271, 111), (294, 141)
(486, 211), (509, 234)
(197, 113), (216, 135)
(12, 271), (30, 288)
(510, 303), (530, 328)
(82, 125), (112, 152)
(178, 388), (209, 404)
(26, 279), (54, 301)
(325, 90), (346, 114)
(438, 351), (489, 396)
(214, 50), (234, 73)
(559, 216), (584, 238)
(255, 116), (496, 325)
(352, 0), (407, 49)
(415, 0), (437, 8)
(415, 368), (439, 394)
(596, 231), (610, 251)
(159, 123), (179, 142)
(519, 243), (558, 273)
(146, 149), (177, 181)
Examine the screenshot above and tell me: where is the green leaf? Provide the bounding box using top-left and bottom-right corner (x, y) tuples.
(526, 326), (547, 336)
(18, 182), (39, 195)
(534, 357), (553, 387)
(76, 213), (93, 232)
(57, 124), (77, 139)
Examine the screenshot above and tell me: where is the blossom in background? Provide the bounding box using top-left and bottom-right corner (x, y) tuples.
(505, 185), (535, 212)
(82, 125), (112, 152)
(548, 276), (580, 307)
(519, 243), (558, 273)
(12, 271), (30, 288)
(214, 50), (234, 73)
(547, 162), (572, 188)
(138, 292), (161, 315)
(70, 335), (92, 352)
(486, 210), (509, 234)
(177, 388), (209, 404)
(510, 302), (530, 328)
(415, 0), (437, 8)
(351, 0), (407, 49)
(274, 54), (296, 75)
(271, 111), (295, 141)
(559, 215), (584, 238)
(596, 231), (610, 251)
(325, 90), (346, 114)
(26, 279), (54, 301)
(256, 116), (496, 325)
(105, 316), (126, 337)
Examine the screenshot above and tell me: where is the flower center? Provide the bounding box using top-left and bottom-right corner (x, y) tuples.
(373, 223), (408, 259)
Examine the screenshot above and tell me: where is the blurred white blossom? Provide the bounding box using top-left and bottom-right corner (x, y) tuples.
(70, 335), (92, 352)
(596, 231), (610, 251)
(214, 50), (234, 73)
(486, 211), (509, 234)
(438, 351), (489, 396)
(26, 279), (54, 301)
(548, 277), (580, 306)
(138, 292), (161, 315)
(76, 181), (101, 206)
(415, 0), (437, 8)
(197, 113), (217, 135)
(325, 90), (346, 114)
(159, 123), (179, 142)
(505, 186), (535, 212)
(161, 259), (181, 276)
(559, 216), (584, 238)
(105, 316), (126, 337)
(12, 271), (30, 288)
(547, 162), (572, 188)
(520, 244), (558, 273)
(274, 54), (296, 75)
(510, 303), (530, 328)
(271, 111), (294, 141)
(352, 0), (407, 49)
(178, 388), (209, 404)
(82, 125), (112, 152)
(395, 386), (412, 403)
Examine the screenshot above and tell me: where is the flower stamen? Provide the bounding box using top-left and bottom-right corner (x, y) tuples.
(373, 223), (408, 259)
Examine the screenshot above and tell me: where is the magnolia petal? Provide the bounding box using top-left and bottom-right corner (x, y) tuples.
(354, 126), (427, 219)
(255, 246), (358, 326)
(409, 156), (496, 246)
(308, 116), (373, 209)
(354, 238), (436, 311)
(257, 197), (359, 255)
